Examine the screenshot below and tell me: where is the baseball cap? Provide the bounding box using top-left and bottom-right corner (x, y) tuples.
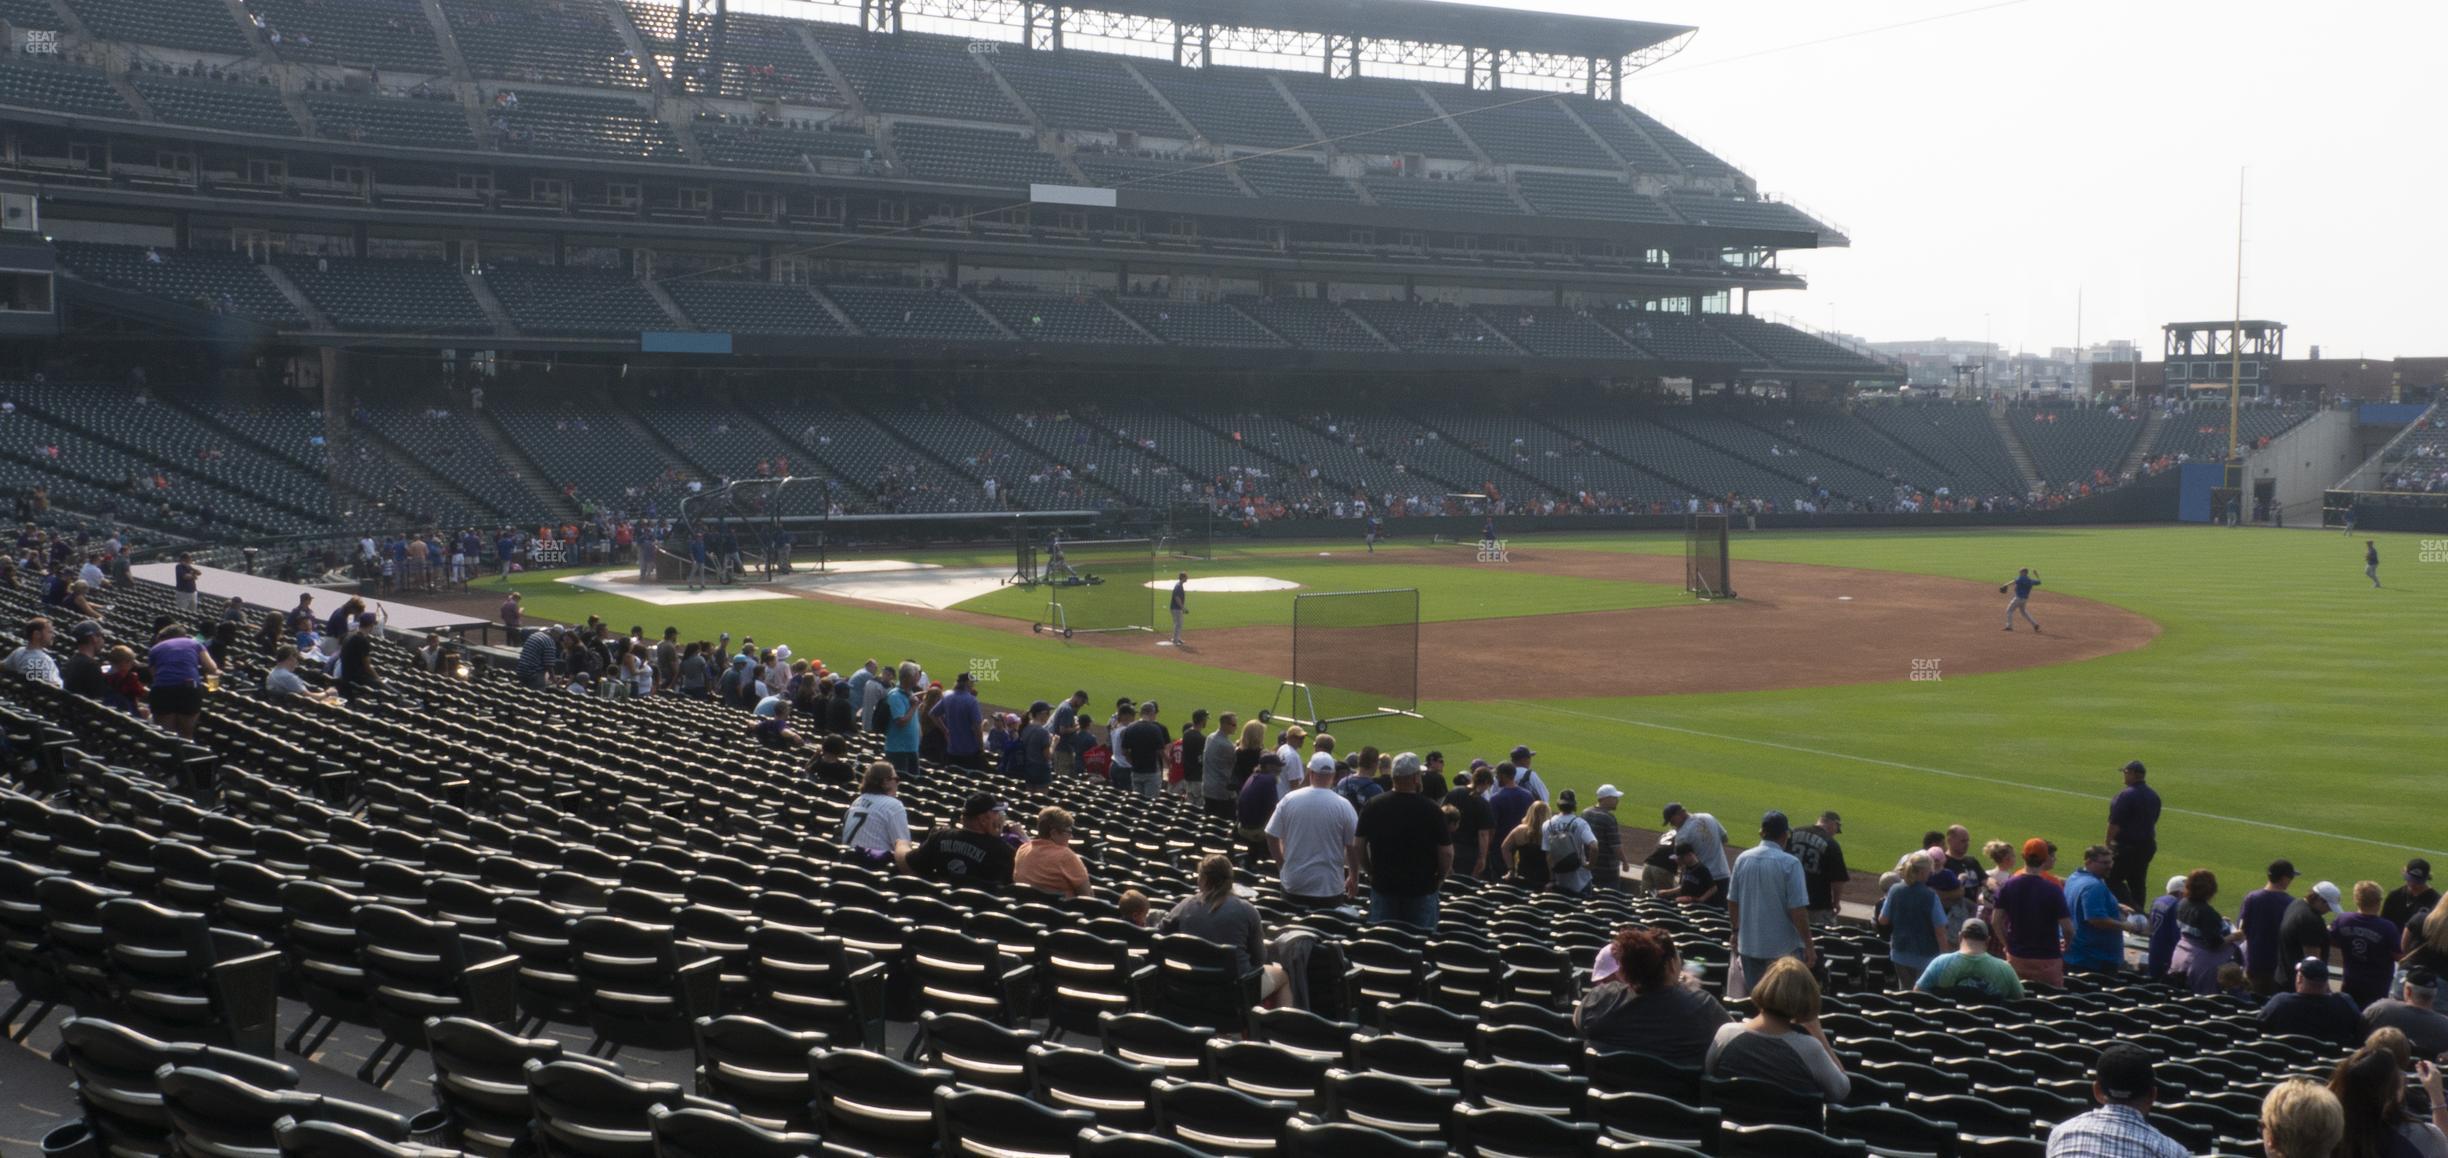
(2121, 759), (2146, 776)
(2268, 858), (2298, 880)
(2409, 859), (2433, 884)
(67, 619), (102, 643)
(2297, 956), (2332, 982)
(1256, 752), (1285, 768)
(1596, 785), (1623, 801)
(1958, 917), (1991, 942)
(1930, 869), (1963, 893)
(2311, 881), (2342, 908)
(1510, 745), (1535, 760)
(2166, 875), (2189, 896)
(2094, 1043), (2157, 1102)
(1028, 700), (1053, 714)
(1392, 753), (1423, 778)
(2407, 966), (2438, 990)
(962, 794), (1007, 820)
(1662, 801), (1686, 823)
(1592, 943), (1621, 984)
(1760, 810), (1790, 839)
(2021, 838), (2050, 863)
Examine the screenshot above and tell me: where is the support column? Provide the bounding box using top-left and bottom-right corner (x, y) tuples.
(320, 347), (350, 499)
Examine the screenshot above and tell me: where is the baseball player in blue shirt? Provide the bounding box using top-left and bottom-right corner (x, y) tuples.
(2001, 568), (2042, 632)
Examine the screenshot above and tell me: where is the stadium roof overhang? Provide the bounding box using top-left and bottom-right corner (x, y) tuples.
(1075, 0), (1693, 62)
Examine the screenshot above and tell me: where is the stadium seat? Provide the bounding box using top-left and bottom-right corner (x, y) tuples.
(1150, 1078), (1297, 1155)
(1029, 1042), (1163, 1130)
(1706, 1074), (1831, 1130)
(273, 1117), (463, 1158)
(688, 1014), (826, 1131)
(57, 1016), (302, 1156)
(934, 1085), (1097, 1158)
(158, 1064), (418, 1156)
(1450, 1102), (1603, 1156)
(1462, 1059), (1589, 1117)
(1586, 1089), (1722, 1152)
(811, 1048), (954, 1156)
(1718, 1124), (1867, 1158)
(1100, 1011), (1215, 1081)
(1282, 1117), (1444, 1158)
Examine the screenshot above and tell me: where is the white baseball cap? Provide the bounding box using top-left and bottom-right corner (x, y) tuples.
(2311, 881), (2343, 908)
(1596, 785), (1623, 800)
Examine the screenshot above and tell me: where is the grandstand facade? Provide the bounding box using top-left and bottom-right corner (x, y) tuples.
(8, 0), (2310, 549)
(0, 0), (1881, 373)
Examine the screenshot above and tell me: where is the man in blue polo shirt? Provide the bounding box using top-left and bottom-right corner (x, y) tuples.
(2063, 845), (2132, 973)
(2105, 759), (2160, 909)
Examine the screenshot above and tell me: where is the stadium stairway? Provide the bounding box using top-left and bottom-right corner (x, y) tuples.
(1716, 409), (1931, 497)
(460, 269), (519, 338)
(846, 397), (1030, 500)
(794, 22), (871, 122)
(157, 393), (392, 517)
(609, 392), (724, 483)
(1491, 411), (1712, 500)
(468, 405), (583, 519)
(716, 404), (863, 509)
(1987, 405), (2043, 495)
(2121, 408), (2168, 476)
(643, 280), (691, 332)
(343, 417), (510, 525)
(257, 265), (333, 332)
(1645, 411), (1826, 498)
(1840, 412), (1963, 490)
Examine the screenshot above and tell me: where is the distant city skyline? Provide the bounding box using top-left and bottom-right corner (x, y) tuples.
(1475, 0), (2447, 359)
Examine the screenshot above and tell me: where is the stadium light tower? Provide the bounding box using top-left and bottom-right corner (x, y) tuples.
(677, 0), (727, 94)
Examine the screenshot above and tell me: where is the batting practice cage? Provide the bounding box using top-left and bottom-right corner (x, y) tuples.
(1030, 537), (1156, 638)
(1269, 588), (1423, 727)
(1685, 514), (1734, 599)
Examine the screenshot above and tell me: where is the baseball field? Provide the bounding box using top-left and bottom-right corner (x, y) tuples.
(484, 525), (2446, 897)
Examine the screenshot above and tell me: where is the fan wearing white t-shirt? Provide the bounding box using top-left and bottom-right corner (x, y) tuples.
(1266, 760), (1358, 908)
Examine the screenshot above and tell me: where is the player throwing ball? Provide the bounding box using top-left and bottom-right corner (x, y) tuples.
(2001, 567), (2042, 632)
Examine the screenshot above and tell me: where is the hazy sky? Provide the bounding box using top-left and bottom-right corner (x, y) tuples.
(1531, 0), (2448, 358)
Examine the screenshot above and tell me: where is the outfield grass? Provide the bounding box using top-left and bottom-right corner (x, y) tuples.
(952, 555), (1690, 629)
(492, 526), (2446, 896)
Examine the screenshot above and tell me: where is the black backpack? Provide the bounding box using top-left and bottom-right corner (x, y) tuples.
(869, 693), (893, 733)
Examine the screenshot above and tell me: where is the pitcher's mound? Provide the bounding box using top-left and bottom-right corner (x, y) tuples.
(1144, 576), (1301, 593)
